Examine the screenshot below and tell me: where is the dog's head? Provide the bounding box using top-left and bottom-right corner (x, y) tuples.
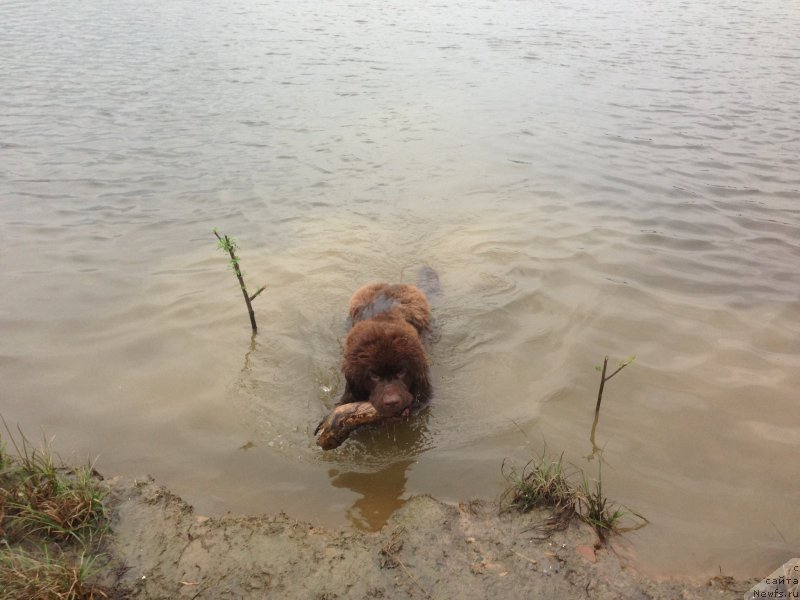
(342, 320), (430, 417)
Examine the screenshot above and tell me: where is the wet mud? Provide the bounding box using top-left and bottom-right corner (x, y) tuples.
(97, 477), (754, 599)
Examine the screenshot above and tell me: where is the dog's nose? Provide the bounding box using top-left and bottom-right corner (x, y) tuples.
(383, 393), (403, 411)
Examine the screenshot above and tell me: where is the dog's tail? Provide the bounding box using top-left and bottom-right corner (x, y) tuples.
(416, 265), (441, 300)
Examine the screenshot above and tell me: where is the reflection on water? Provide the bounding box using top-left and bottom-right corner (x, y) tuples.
(1, 0), (799, 578)
(329, 459), (414, 532)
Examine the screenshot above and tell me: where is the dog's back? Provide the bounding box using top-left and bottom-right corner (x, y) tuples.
(346, 266), (439, 334)
(347, 282), (430, 334)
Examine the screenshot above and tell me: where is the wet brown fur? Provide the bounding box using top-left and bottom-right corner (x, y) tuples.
(339, 283), (432, 416)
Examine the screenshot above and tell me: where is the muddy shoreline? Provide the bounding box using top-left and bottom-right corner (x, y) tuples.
(96, 477), (755, 599)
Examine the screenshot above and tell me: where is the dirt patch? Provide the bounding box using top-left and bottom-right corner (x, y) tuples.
(94, 477), (755, 599)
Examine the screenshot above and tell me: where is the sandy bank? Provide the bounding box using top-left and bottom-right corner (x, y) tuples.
(95, 477), (754, 599)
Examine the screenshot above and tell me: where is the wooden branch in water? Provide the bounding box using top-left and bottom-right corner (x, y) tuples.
(214, 230), (262, 333)
(314, 402), (384, 450)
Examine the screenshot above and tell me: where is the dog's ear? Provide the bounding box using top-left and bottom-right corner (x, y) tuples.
(411, 369), (432, 404)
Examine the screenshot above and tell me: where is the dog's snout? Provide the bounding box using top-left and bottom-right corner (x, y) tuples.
(373, 382), (413, 417)
(383, 393), (403, 409)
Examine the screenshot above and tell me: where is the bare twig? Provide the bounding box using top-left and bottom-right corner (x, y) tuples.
(594, 356), (610, 417)
(248, 286), (266, 302)
(604, 362), (630, 382)
(588, 355), (634, 461)
(511, 549), (538, 566)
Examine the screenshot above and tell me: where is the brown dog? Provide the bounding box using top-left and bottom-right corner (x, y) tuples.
(337, 282), (433, 418)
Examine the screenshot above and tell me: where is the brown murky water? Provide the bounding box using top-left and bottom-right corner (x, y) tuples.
(2, 0), (798, 577)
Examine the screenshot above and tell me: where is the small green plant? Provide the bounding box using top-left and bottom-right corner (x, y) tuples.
(214, 229), (266, 333)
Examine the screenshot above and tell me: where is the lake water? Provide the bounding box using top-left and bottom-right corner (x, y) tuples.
(1, 0), (798, 577)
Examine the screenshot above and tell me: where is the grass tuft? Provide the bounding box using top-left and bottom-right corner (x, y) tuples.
(0, 429), (107, 545)
(0, 544), (106, 600)
(0, 420), (110, 599)
(577, 473), (626, 542)
(500, 451), (576, 522)
(576, 470), (649, 542)
(502, 451), (647, 543)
